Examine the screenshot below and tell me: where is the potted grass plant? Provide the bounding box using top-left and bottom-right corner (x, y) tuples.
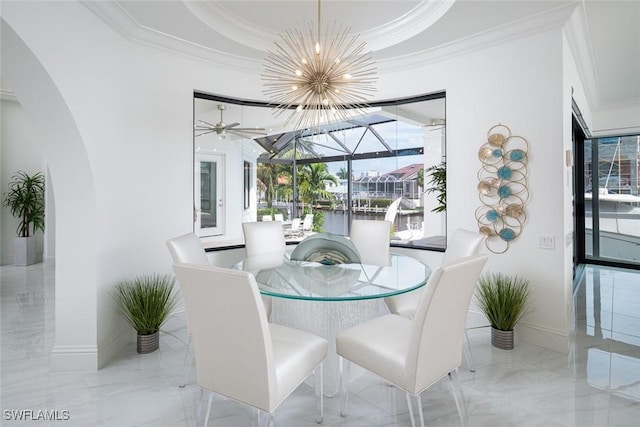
(475, 272), (531, 350)
(2, 171), (45, 265)
(112, 273), (180, 354)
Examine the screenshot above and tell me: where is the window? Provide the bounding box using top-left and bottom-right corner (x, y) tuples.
(193, 92), (446, 250)
(575, 118), (640, 268)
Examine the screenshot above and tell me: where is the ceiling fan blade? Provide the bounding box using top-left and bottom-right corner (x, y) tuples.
(231, 128), (267, 134)
(194, 129), (216, 137)
(228, 129), (267, 137)
(224, 122), (241, 129)
(198, 119), (217, 127)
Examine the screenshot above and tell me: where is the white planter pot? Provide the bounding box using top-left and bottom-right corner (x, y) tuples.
(14, 236), (38, 266)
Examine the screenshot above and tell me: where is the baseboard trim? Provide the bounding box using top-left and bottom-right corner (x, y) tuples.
(517, 322), (571, 353)
(467, 308), (570, 353)
(50, 326), (134, 371)
(51, 345), (99, 371)
(98, 325), (135, 368)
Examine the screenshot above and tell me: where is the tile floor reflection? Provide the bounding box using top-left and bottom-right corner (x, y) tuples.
(1, 262), (639, 426)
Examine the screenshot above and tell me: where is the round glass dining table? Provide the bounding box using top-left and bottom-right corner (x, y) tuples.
(233, 251), (431, 396)
(233, 251), (431, 301)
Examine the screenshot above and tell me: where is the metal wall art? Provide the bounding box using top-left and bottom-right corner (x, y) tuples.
(476, 124), (529, 254)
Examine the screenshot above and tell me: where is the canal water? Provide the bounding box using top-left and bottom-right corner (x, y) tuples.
(310, 209), (424, 235)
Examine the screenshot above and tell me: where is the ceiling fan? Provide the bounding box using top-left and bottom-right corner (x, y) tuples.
(194, 104), (267, 139)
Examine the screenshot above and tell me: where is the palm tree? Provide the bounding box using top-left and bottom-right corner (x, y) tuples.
(297, 163), (338, 208)
(257, 163), (290, 208)
(275, 165), (293, 203)
(424, 162), (446, 213)
(337, 167), (349, 180)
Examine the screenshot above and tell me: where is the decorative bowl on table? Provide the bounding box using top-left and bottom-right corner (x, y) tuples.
(290, 233), (361, 265)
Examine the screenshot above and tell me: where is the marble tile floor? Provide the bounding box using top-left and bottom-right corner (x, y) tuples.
(1, 261), (639, 426)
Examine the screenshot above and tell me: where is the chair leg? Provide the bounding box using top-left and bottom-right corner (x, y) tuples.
(202, 390), (213, 427)
(404, 393), (417, 427)
(257, 410), (273, 427)
(416, 393), (425, 427)
(339, 357), (350, 417)
(314, 364), (324, 423)
(463, 330), (475, 373)
(448, 369), (469, 427)
(179, 334), (193, 388)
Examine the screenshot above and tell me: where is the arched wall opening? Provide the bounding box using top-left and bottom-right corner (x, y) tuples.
(2, 20), (100, 369)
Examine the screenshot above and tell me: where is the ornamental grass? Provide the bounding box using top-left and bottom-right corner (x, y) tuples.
(112, 274), (179, 336)
(475, 272), (531, 332)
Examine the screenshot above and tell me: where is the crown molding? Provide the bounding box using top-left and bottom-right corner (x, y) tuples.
(378, 3), (578, 74)
(185, 0), (456, 53)
(80, 1), (262, 73)
(82, 2), (579, 83)
(361, 0), (456, 52)
(563, 2), (599, 109)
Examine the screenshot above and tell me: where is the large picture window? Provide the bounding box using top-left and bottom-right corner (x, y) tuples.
(193, 92), (446, 250)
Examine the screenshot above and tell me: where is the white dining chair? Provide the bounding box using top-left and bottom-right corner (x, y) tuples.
(301, 213), (314, 235)
(285, 217), (302, 238)
(262, 214), (273, 222)
(349, 219), (391, 266)
(166, 232), (274, 388)
(242, 221), (286, 258)
(165, 232), (210, 388)
(337, 254), (488, 427)
(273, 213), (284, 222)
(384, 228), (486, 371)
(173, 263), (328, 427)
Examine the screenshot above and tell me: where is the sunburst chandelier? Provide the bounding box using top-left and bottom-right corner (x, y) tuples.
(262, 0), (377, 131)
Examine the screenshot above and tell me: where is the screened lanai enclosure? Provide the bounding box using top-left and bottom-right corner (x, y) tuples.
(192, 92), (447, 250)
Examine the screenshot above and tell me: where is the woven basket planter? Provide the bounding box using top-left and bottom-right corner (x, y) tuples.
(491, 328), (514, 350)
(137, 331), (160, 354)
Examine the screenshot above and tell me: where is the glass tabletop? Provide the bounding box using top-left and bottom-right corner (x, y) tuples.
(232, 252), (431, 301)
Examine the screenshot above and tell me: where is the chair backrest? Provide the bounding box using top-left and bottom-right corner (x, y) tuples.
(404, 254), (488, 394)
(301, 214), (314, 231)
(166, 233), (210, 265)
(441, 228), (485, 265)
(262, 214), (273, 221)
(273, 213), (284, 222)
(290, 217), (301, 231)
(242, 221), (286, 257)
(349, 219), (391, 266)
(172, 263), (275, 410)
(384, 198), (402, 223)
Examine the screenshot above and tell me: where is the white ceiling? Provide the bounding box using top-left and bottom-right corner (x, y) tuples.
(85, 0), (640, 110)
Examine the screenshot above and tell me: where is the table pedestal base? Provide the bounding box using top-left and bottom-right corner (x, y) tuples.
(270, 297), (387, 397)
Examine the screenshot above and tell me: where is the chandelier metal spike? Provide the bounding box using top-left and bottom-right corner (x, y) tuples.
(262, 0), (377, 131)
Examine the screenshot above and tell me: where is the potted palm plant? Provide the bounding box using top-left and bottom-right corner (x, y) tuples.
(2, 171), (45, 265)
(112, 274), (180, 354)
(475, 272), (531, 350)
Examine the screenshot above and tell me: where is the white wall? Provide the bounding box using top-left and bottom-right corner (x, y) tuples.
(386, 29), (572, 351)
(2, 1), (276, 369)
(2, 1), (637, 369)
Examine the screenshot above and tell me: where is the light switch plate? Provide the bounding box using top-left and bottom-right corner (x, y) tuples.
(537, 235), (555, 249)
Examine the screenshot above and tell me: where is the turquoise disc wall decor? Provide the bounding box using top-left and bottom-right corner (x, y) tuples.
(476, 124), (530, 254)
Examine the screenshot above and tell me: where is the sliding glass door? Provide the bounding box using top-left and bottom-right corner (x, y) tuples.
(579, 130), (640, 267)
